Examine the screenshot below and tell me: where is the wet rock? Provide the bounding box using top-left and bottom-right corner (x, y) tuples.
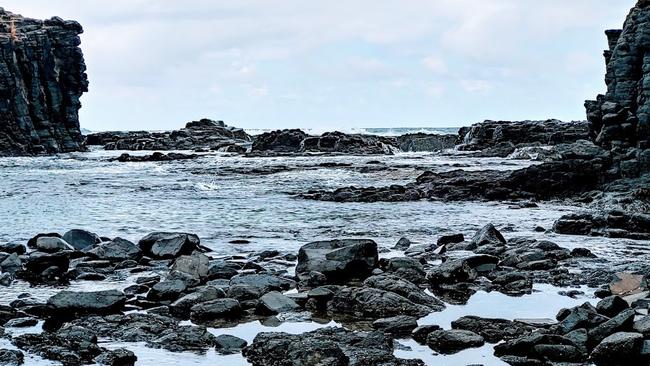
(190, 298), (242, 321)
(170, 286), (225, 318)
(0, 273), (12, 286)
(4, 317), (37, 328)
(0, 349), (23, 366)
(587, 309), (635, 348)
(383, 257), (426, 284)
(553, 211), (650, 240)
(148, 325), (218, 352)
(138, 232), (202, 259)
(215, 334), (248, 355)
(634, 316), (650, 336)
(0, 253), (21, 273)
(471, 223), (506, 247)
(328, 286), (433, 319)
(170, 252), (210, 283)
(114, 152), (198, 162)
(207, 261), (240, 280)
(393, 237), (412, 250)
(426, 329), (485, 354)
(372, 315), (418, 335)
(20, 251), (70, 282)
(88, 238), (142, 262)
(251, 129), (308, 152)
(0, 243), (26, 255)
(35, 237), (74, 253)
(555, 302), (609, 334)
(256, 291), (300, 315)
(243, 327), (424, 366)
(69, 313), (178, 343)
(597, 295), (630, 318)
(437, 233), (464, 246)
(296, 239), (378, 283)
(46, 290), (126, 319)
(147, 280), (187, 302)
(412, 325), (442, 344)
(451, 316), (537, 343)
(62, 230), (101, 251)
(94, 348), (137, 366)
(427, 255), (498, 286)
(12, 325), (102, 364)
(364, 274), (444, 310)
(590, 332), (644, 366)
(229, 274), (294, 294)
(494, 333), (579, 361)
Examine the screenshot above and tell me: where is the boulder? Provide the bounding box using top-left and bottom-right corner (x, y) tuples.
(170, 286), (225, 318)
(372, 315), (418, 335)
(256, 292), (300, 315)
(215, 334), (248, 355)
(590, 332), (645, 365)
(190, 298), (242, 321)
(171, 252), (210, 282)
(426, 329), (485, 354)
(296, 239), (378, 283)
(138, 232), (201, 259)
(46, 290), (126, 318)
(88, 238), (142, 262)
(328, 286), (433, 318)
(62, 230), (101, 250)
(35, 237), (73, 253)
(147, 280), (187, 302)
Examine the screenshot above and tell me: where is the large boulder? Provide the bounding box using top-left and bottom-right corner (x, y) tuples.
(62, 230), (101, 250)
(88, 238), (142, 262)
(426, 329), (485, 354)
(590, 332), (645, 365)
(327, 286), (433, 319)
(46, 290), (126, 318)
(138, 232), (201, 259)
(296, 239), (379, 283)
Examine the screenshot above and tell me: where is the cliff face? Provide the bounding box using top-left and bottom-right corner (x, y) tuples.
(586, 0), (650, 150)
(0, 8), (88, 156)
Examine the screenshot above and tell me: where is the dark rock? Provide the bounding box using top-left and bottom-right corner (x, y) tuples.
(46, 290), (126, 319)
(256, 291), (300, 315)
(437, 234), (464, 246)
(4, 317), (37, 328)
(590, 332), (644, 366)
(251, 129), (307, 152)
(587, 309), (636, 348)
(190, 298), (242, 320)
(94, 348), (137, 366)
(0, 243), (25, 255)
(296, 239), (378, 283)
(412, 324), (442, 344)
(327, 286), (433, 319)
(207, 261), (240, 280)
(426, 329), (485, 354)
(147, 280), (187, 302)
(34, 237), (73, 253)
(113, 152), (198, 162)
(633, 316), (650, 336)
(0, 349), (23, 366)
(0, 10), (88, 156)
(393, 237), (412, 250)
(364, 274), (445, 310)
(214, 334), (248, 355)
(597, 295), (630, 318)
(88, 238), (142, 262)
(555, 302), (609, 334)
(148, 325), (218, 352)
(451, 316), (537, 343)
(243, 327), (424, 366)
(170, 252), (209, 283)
(553, 211), (650, 239)
(138, 232), (202, 259)
(229, 274), (294, 294)
(62, 230), (100, 250)
(372, 315), (418, 335)
(0, 253), (21, 273)
(170, 286), (225, 318)
(12, 325), (102, 364)
(470, 224), (506, 247)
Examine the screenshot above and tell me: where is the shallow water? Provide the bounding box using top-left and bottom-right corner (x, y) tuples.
(0, 147), (646, 365)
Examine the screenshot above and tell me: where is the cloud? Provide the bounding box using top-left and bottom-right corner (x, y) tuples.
(422, 56), (448, 74)
(460, 79), (492, 93)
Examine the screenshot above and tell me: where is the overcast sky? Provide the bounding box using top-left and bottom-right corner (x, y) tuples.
(2, 1), (633, 131)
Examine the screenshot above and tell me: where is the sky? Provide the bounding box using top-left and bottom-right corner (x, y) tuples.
(1, 0), (634, 131)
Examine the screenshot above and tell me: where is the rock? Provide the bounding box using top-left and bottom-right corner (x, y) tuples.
(62, 230), (100, 250)
(256, 291), (300, 315)
(590, 332), (644, 365)
(364, 274), (444, 310)
(0, 243), (25, 255)
(412, 325), (442, 344)
(587, 309), (636, 348)
(138, 232), (202, 259)
(243, 327), (424, 366)
(170, 252), (209, 282)
(427, 255), (499, 286)
(372, 315), (418, 335)
(554, 212), (650, 240)
(0, 273), (12, 286)
(215, 334), (248, 355)
(396, 133), (457, 152)
(597, 295), (630, 318)
(12, 325), (102, 364)
(437, 234), (464, 246)
(4, 317), (37, 327)
(296, 239), (378, 283)
(609, 272), (646, 296)
(0, 349), (23, 366)
(393, 237), (412, 250)
(46, 290), (126, 318)
(113, 152), (198, 162)
(229, 274), (294, 294)
(555, 302), (609, 334)
(384, 257), (426, 283)
(251, 129), (307, 152)
(94, 348), (137, 366)
(328, 286), (433, 319)
(147, 280), (187, 302)
(190, 298), (242, 321)
(471, 224), (506, 246)
(89, 119), (251, 152)
(0, 10), (88, 156)
(0, 253), (21, 273)
(170, 286), (225, 318)
(634, 316), (650, 336)
(35, 237), (73, 253)
(207, 261), (240, 280)
(451, 316), (537, 343)
(88, 238), (142, 262)
(148, 325), (218, 352)
(426, 329), (485, 354)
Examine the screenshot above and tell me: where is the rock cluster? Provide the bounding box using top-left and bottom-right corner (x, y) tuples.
(457, 119), (590, 157)
(0, 8), (88, 156)
(86, 119), (251, 152)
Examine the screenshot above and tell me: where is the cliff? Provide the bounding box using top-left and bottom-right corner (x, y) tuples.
(0, 8), (88, 156)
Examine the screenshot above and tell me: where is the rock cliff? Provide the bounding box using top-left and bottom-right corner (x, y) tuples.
(0, 9), (88, 156)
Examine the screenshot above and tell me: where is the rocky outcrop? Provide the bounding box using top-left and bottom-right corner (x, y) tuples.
(86, 119), (250, 152)
(585, 0), (650, 177)
(0, 8), (88, 156)
(457, 120), (590, 157)
(251, 129), (457, 155)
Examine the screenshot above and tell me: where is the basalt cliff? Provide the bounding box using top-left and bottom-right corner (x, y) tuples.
(0, 8), (88, 156)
